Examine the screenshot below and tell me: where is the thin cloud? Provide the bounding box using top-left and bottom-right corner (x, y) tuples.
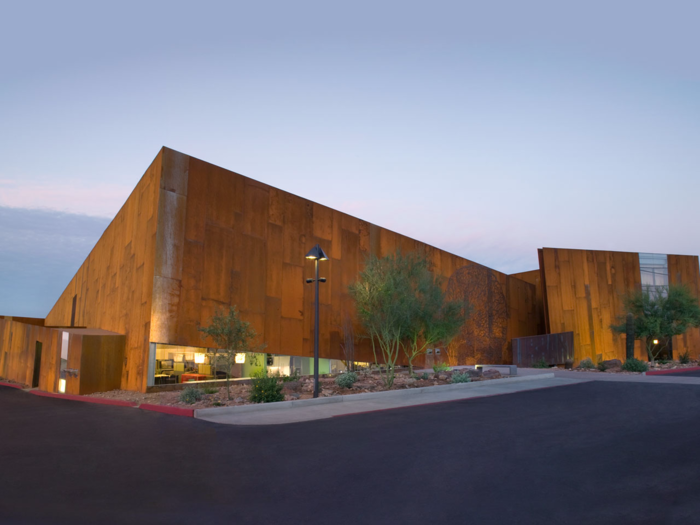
(0, 178), (130, 218)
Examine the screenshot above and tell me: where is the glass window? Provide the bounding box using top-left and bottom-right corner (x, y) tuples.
(639, 253), (668, 297)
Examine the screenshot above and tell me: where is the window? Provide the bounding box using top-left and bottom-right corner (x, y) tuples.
(639, 253), (668, 297)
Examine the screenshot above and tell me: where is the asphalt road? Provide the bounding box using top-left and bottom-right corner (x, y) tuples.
(2, 381), (700, 525)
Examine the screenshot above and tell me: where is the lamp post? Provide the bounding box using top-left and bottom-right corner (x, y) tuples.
(305, 244), (328, 398)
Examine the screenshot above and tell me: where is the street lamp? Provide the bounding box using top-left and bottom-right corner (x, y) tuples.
(305, 244), (328, 398)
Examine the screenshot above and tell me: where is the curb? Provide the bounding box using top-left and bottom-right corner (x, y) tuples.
(645, 366), (700, 376)
(0, 381), (24, 390)
(29, 390), (137, 407)
(194, 373), (555, 419)
(139, 403), (194, 417)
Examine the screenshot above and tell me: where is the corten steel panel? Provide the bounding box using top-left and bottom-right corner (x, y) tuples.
(148, 148), (541, 367)
(540, 247), (650, 364)
(79, 335), (126, 395)
(668, 254), (700, 359)
(0, 319), (62, 392)
(35, 148), (542, 394)
(512, 332), (574, 367)
(45, 149), (163, 392)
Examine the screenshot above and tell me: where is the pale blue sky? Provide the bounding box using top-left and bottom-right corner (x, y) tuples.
(1, 0), (699, 316)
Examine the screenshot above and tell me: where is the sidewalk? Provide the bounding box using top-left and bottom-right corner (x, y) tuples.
(195, 373), (581, 425)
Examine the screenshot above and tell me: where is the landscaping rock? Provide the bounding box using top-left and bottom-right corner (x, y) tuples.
(463, 369), (483, 379)
(235, 397), (244, 403)
(601, 359), (622, 370)
(482, 369), (502, 379)
(282, 381), (301, 392)
(438, 374), (448, 381)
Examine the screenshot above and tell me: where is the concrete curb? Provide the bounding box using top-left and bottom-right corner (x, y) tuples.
(645, 366), (700, 376)
(139, 403), (194, 417)
(29, 390), (138, 407)
(0, 381), (24, 390)
(194, 373), (554, 419)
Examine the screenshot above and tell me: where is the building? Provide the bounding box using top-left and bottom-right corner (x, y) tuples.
(1, 147), (698, 394)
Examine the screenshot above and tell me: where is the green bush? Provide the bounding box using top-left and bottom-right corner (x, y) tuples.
(179, 386), (204, 404)
(420, 372), (429, 380)
(679, 351), (691, 364)
(433, 362), (450, 373)
(335, 372), (358, 388)
(622, 357), (649, 373)
(532, 357), (549, 369)
(597, 360), (608, 372)
(450, 371), (472, 383)
(578, 358), (595, 369)
(249, 373), (284, 403)
(203, 386), (219, 394)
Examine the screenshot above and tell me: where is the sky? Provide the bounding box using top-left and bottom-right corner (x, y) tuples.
(1, 0), (699, 317)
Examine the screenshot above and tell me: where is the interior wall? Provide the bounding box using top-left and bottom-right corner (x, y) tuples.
(150, 148), (540, 366)
(44, 150), (163, 392)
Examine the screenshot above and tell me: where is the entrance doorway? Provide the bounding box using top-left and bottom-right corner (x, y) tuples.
(32, 341), (42, 388)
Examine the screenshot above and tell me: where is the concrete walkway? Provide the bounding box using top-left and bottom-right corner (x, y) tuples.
(196, 373), (582, 425)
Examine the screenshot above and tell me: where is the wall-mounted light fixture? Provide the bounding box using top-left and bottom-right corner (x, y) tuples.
(653, 339), (659, 345)
(58, 379), (66, 393)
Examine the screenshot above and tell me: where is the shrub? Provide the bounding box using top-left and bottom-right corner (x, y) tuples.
(450, 371), (472, 383)
(433, 362), (450, 373)
(179, 386), (204, 404)
(532, 357), (549, 369)
(420, 372), (429, 380)
(249, 373), (284, 403)
(335, 372), (358, 389)
(203, 386), (219, 394)
(679, 351), (691, 364)
(622, 357), (649, 373)
(578, 358), (595, 369)
(597, 360), (608, 372)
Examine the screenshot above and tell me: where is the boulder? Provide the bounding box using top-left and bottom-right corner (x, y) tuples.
(462, 369), (483, 379)
(601, 359), (622, 370)
(438, 374), (449, 381)
(482, 369), (502, 380)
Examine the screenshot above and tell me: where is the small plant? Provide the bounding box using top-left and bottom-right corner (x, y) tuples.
(532, 357), (549, 369)
(335, 371), (358, 389)
(203, 386), (219, 394)
(281, 370), (301, 383)
(212, 400), (222, 406)
(433, 362), (451, 373)
(679, 351), (691, 364)
(578, 358), (595, 370)
(597, 359), (608, 372)
(657, 359), (669, 365)
(622, 357), (649, 373)
(249, 372), (284, 403)
(450, 371), (472, 383)
(420, 372), (429, 380)
(179, 386), (204, 404)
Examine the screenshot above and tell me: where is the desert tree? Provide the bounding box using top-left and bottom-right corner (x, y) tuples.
(199, 306), (266, 399)
(612, 285), (700, 364)
(349, 252), (418, 387)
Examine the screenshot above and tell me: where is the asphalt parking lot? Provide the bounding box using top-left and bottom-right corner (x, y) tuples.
(2, 380), (700, 525)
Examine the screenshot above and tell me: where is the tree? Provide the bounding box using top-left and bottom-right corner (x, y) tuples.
(401, 259), (469, 375)
(349, 251), (468, 385)
(612, 285), (700, 364)
(349, 252), (417, 387)
(198, 306), (265, 400)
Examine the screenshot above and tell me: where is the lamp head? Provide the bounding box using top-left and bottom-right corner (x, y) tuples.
(305, 244), (328, 261)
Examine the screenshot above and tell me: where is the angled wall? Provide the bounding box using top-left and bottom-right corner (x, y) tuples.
(540, 247), (700, 363)
(45, 150), (163, 391)
(150, 148), (540, 367)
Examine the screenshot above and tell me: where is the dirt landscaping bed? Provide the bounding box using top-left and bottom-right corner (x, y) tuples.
(570, 359), (700, 374)
(87, 368), (506, 410)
